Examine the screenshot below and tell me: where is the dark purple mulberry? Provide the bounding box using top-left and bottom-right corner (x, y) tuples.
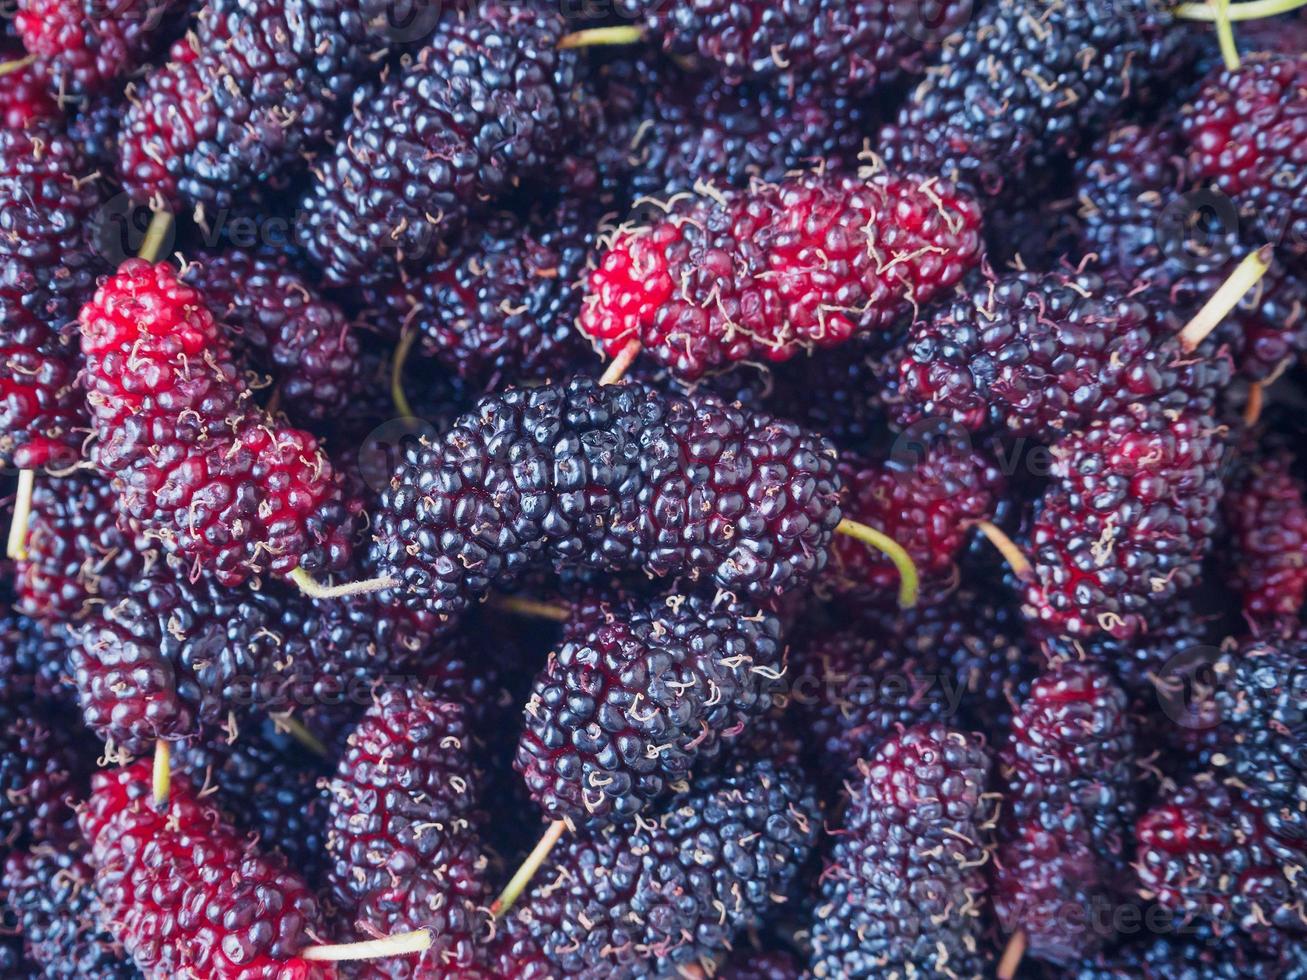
(368, 377), (843, 618)
(496, 754), (818, 978)
(515, 591), (782, 827)
(993, 664), (1137, 965)
(296, 1), (596, 286)
(808, 724), (993, 978)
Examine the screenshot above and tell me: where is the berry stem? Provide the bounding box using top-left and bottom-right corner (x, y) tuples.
(391, 327), (418, 418)
(300, 928), (432, 962)
(598, 339), (642, 386)
(5, 468), (35, 561)
(268, 712), (329, 758)
(137, 209), (174, 264)
(1178, 246), (1273, 351)
(491, 819), (567, 918)
(834, 518), (920, 608)
(1174, 0), (1307, 19)
(0, 54), (36, 77)
(1243, 381), (1264, 426)
(288, 567), (398, 600)
(1215, 0), (1241, 69)
(970, 520), (1034, 582)
(488, 594), (572, 623)
(152, 739), (171, 811)
(558, 25), (646, 49)
(996, 929), (1027, 980)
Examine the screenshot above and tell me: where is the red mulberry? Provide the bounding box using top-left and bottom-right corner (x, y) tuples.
(15, 0), (182, 98)
(515, 591), (783, 827)
(827, 435), (1004, 604)
(1023, 407), (1228, 640)
(1183, 52), (1307, 255)
(0, 44), (58, 128)
(1223, 450), (1307, 629)
(79, 760), (327, 979)
(579, 169), (983, 380)
(78, 259), (357, 584)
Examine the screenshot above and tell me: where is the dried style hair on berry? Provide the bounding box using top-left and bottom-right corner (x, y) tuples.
(808, 723), (994, 978)
(368, 376), (843, 617)
(993, 664), (1137, 966)
(0, 43), (58, 128)
(297, 1), (597, 286)
(579, 168), (984, 380)
(495, 754), (818, 977)
(515, 591), (783, 827)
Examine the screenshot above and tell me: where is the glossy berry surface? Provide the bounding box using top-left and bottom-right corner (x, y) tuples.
(579, 169), (984, 379)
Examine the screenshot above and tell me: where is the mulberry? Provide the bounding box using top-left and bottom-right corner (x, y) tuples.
(613, 0), (972, 94)
(78, 259), (357, 584)
(498, 754), (817, 978)
(1023, 407), (1228, 640)
(579, 169), (983, 380)
(79, 760), (327, 979)
(15, 0), (182, 98)
(3, 843), (137, 978)
(181, 249), (363, 424)
(808, 724), (993, 978)
(879, 0), (1189, 197)
(886, 270), (1235, 442)
(369, 377), (842, 617)
(1183, 53), (1307, 255)
(1223, 450), (1307, 628)
(367, 197), (595, 391)
(296, 1), (596, 286)
(827, 437), (1004, 604)
(515, 591), (783, 827)
(993, 664), (1137, 965)
(325, 689), (491, 977)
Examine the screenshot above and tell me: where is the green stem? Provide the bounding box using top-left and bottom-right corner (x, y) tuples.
(491, 820), (567, 918)
(1215, 0), (1241, 70)
(6, 469), (34, 561)
(391, 328), (418, 418)
(1174, 0), (1307, 20)
(137, 210), (174, 263)
(835, 519), (921, 609)
(288, 567), (397, 600)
